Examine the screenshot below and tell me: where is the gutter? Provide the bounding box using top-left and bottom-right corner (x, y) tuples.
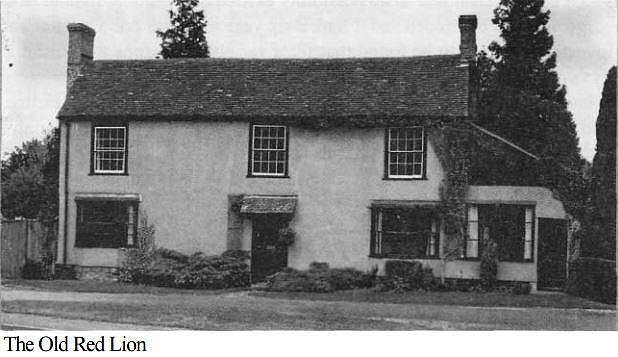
(62, 121), (70, 265)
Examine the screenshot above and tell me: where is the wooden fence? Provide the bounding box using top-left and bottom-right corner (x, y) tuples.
(1, 219), (53, 279)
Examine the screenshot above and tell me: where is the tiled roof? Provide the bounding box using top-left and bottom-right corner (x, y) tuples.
(58, 55), (471, 122)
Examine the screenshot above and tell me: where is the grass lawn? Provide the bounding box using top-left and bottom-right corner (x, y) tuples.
(4, 279), (614, 310)
(3, 281), (615, 330)
(250, 289), (616, 310)
(1, 279), (246, 296)
(1, 300), (414, 330)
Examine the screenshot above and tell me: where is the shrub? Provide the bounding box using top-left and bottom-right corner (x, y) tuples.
(119, 213), (156, 284)
(174, 250), (250, 289)
(377, 260), (432, 292)
(121, 247), (250, 289)
(308, 262), (330, 272)
(265, 268), (333, 293)
(262, 262), (377, 292)
(480, 238), (498, 290)
(157, 248), (189, 263)
(511, 282), (532, 295)
(567, 257), (616, 304)
(54, 264), (77, 280)
(277, 227), (296, 246)
(328, 268), (372, 290)
(22, 260), (45, 280)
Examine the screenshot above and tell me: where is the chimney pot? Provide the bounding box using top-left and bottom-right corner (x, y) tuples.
(458, 15), (477, 62)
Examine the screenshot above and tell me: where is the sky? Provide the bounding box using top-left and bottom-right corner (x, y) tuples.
(1, 0), (616, 160)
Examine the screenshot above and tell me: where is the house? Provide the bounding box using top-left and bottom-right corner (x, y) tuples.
(56, 15), (568, 290)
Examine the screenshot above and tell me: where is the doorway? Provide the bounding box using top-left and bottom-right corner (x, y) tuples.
(250, 215), (289, 283)
(537, 218), (567, 290)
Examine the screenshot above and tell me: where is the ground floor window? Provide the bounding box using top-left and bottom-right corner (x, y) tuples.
(465, 204), (534, 261)
(371, 206), (440, 259)
(75, 200), (138, 248)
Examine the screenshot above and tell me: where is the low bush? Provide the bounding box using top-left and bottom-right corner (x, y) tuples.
(376, 260), (435, 292)
(511, 282), (532, 295)
(120, 248), (250, 289)
(567, 257), (616, 304)
(53, 264), (77, 280)
(262, 262), (377, 292)
(480, 239), (499, 291)
(22, 260), (45, 280)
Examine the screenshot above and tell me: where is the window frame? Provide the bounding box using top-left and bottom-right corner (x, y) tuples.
(384, 126), (427, 180)
(463, 203), (536, 263)
(369, 206), (441, 260)
(247, 123), (290, 178)
(523, 207), (535, 262)
(90, 124), (129, 175)
(463, 205), (480, 260)
(74, 199), (139, 249)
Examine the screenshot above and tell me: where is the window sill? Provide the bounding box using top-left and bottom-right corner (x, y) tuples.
(74, 246), (131, 249)
(246, 174), (290, 179)
(382, 176), (427, 181)
(458, 258), (534, 263)
(89, 172), (129, 176)
(500, 259), (534, 264)
(369, 254), (441, 260)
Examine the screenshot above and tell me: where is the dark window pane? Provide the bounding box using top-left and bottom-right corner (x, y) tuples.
(75, 201), (136, 248)
(413, 138), (422, 151)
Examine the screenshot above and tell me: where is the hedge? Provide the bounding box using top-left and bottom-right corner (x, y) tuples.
(119, 248), (251, 289)
(261, 262), (377, 292)
(567, 257), (616, 305)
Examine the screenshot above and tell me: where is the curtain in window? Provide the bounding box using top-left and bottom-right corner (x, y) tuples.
(75, 200), (138, 248)
(371, 206), (439, 258)
(466, 206), (479, 258)
(467, 204), (534, 262)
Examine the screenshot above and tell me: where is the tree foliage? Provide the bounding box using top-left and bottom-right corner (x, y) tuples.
(476, 0), (586, 218)
(1, 128), (59, 222)
(586, 66), (616, 259)
(477, 0), (581, 167)
(156, 0), (210, 59)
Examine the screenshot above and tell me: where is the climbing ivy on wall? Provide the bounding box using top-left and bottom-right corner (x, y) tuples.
(428, 120), (473, 261)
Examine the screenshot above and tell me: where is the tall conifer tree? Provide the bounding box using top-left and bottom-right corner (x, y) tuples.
(156, 0), (210, 58)
(587, 66), (616, 259)
(477, 0), (581, 170)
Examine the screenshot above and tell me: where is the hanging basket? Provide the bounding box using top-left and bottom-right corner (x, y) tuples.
(277, 227), (296, 246)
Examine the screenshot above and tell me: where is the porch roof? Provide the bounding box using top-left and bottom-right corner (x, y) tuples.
(239, 195), (297, 214)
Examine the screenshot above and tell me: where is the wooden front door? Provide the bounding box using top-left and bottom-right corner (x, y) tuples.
(251, 216), (288, 283)
(537, 218), (567, 290)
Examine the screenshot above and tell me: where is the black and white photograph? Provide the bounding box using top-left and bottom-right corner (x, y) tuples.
(0, 0), (616, 341)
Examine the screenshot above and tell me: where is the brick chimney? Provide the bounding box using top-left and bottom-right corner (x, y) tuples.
(67, 23), (95, 91)
(458, 15), (477, 62)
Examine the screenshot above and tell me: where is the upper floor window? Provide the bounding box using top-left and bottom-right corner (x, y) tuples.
(386, 127), (425, 179)
(92, 126), (127, 175)
(248, 124), (288, 177)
